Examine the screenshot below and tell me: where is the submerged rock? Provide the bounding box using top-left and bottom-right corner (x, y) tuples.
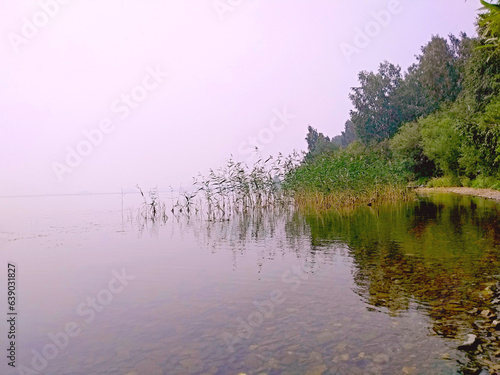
(372, 353), (390, 364)
(402, 367), (417, 375)
(458, 334), (479, 351)
(304, 364), (328, 375)
(480, 309), (494, 319)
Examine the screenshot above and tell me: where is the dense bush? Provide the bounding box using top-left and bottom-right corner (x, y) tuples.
(419, 110), (463, 176)
(390, 121), (436, 178)
(457, 97), (500, 176)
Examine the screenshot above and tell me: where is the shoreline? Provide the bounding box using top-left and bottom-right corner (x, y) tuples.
(415, 187), (500, 202)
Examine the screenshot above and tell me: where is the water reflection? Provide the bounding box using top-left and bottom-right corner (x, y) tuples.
(303, 193), (500, 374)
(3, 192), (500, 374)
(190, 207), (325, 274)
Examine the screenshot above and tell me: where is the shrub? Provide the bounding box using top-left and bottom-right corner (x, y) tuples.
(427, 176), (462, 187)
(470, 175), (500, 189)
(390, 121), (436, 178)
(420, 110), (463, 176)
(460, 176), (472, 187)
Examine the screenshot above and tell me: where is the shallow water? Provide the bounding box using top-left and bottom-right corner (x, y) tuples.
(2, 192), (500, 374)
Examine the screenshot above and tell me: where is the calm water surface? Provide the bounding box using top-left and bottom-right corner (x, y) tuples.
(2, 192), (500, 374)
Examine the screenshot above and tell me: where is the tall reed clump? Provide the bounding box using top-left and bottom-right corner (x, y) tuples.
(136, 185), (168, 223)
(282, 145), (414, 211)
(135, 145), (414, 223)
(193, 152), (302, 221)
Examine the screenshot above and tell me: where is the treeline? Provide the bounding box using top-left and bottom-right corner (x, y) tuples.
(293, 1), (500, 197)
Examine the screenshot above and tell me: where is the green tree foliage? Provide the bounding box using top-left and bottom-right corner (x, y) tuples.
(304, 126), (338, 162)
(305, 34), (469, 157)
(348, 34), (467, 146)
(449, 32), (474, 87)
(396, 64), (436, 120)
(416, 35), (463, 104)
(305, 125), (319, 152)
(420, 110), (463, 176)
(457, 97), (500, 176)
(305, 121), (358, 162)
(462, 39), (500, 110)
(293, 6), (500, 195)
(349, 61), (405, 143)
(390, 121), (436, 178)
(331, 120), (357, 148)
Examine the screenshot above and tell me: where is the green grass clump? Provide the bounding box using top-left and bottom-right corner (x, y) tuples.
(471, 175), (500, 189)
(460, 176), (472, 187)
(283, 145), (412, 210)
(425, 174), (500, 190)
(426, 175), (462, 187)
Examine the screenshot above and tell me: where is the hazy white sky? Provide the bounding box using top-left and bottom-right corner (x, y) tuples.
(0, 0), (481, 196)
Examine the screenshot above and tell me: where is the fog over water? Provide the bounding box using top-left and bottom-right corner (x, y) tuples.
(1, 1), (479, 196)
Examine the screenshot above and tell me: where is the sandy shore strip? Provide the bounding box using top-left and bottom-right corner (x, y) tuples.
(416, 187), (500, 202)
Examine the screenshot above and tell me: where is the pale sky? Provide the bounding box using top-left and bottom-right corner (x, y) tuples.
(0, 0), (481, 196)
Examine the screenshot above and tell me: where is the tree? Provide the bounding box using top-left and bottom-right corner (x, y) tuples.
(457, 97), (500, 176)
(305, 125), (319, 153)
(416, 35), (462, 105)
(304, 126), (338, 161)
(331, 120), (357, 148)
(349, 61), (405, 143)
(396, 63), (437, 120)
(449, 32), (473, 87)
(340, 120), (357, 147)
(462, 37), (500, 110)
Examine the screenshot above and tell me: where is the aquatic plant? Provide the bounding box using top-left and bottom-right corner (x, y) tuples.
(193, 152), (301, 220)
(136, 185), (168, 223)
(282, 145), (414, 211)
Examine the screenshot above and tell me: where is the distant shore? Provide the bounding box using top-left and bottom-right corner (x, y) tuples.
(416, 187), (500, 203)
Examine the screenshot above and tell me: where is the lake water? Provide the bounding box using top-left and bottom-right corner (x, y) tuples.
(2, 192), (500, 374)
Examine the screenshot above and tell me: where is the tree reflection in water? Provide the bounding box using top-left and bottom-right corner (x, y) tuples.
(304, 193), (500, 374)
